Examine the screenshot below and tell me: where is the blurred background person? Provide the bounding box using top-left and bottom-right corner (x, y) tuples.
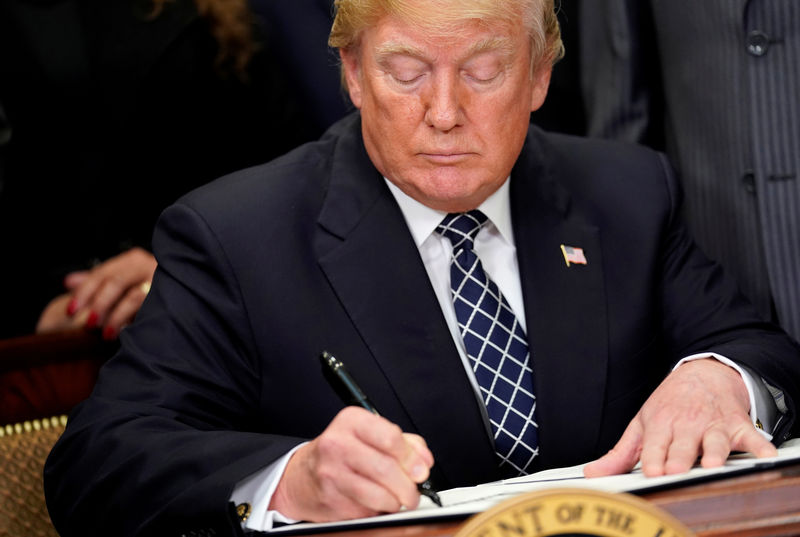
(581, 1), (800, 341)
(0, 0), (345, 341)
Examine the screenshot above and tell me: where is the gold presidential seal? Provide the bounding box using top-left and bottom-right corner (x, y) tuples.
(455, 488), (694, 537)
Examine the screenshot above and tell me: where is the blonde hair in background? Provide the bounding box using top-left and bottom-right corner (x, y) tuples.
(149, 0), (257, 77)
(328, 0), (564, 77)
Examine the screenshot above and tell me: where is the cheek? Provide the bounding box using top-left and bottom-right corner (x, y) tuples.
(367, 93), (423, 145)
(381, 91), (423, 121)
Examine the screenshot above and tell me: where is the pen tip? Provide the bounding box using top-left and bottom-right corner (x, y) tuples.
(419, 481), (442, 507)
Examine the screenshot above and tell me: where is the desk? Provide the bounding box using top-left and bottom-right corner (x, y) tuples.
(304, 463), (800, 537)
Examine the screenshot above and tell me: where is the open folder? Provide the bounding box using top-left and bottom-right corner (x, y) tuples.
(267, 439), (800, 534)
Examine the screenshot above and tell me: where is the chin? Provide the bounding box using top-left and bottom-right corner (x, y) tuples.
(419, 187), (489, 212)
(422, 174), (496, 210)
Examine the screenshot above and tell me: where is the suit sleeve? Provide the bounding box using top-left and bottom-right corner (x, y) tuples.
(580, 0), (663, 146)
(44, 202), (305, 537)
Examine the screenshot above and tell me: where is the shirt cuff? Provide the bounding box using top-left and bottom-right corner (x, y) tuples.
(230, 443), (306, 531)
(674, 353), (777, 441)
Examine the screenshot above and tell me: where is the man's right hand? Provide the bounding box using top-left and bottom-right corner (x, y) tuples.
(269, 407), (435, 522)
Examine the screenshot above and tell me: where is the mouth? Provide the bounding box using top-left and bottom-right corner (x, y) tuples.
(419, 152), (474, 164)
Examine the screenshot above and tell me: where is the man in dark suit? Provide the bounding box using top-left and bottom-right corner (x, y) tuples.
(45, 0), (800, 535)
(580, 0), (800, 342)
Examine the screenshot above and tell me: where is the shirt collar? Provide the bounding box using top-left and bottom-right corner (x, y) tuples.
(385, 178), (515, 247)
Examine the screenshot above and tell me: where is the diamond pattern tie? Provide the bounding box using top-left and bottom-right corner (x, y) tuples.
(437, 211), (539, 475)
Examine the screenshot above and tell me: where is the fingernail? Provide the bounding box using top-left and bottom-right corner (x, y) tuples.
(86, 311), (99, 329)
(411, 464), (426, 481)
(66, 298), (78, 316)
(102, 325), (116, 341)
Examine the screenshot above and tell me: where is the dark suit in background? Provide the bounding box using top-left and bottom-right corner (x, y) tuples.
(44, 113), (800, 536)
(581, 0), (800, 341)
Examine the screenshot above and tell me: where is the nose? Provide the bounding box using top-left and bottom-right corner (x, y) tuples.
(423, 71), (462, 132)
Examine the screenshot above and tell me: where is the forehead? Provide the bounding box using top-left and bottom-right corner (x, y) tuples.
(363, 13), (526, 63)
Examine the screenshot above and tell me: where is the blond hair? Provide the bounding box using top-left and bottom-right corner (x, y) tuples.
(329, 0), (564, 73)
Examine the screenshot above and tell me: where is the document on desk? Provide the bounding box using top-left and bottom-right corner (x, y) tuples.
(267, 439), (800, 534)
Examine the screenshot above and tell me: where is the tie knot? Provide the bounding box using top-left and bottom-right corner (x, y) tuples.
(436, 210), (488, 252)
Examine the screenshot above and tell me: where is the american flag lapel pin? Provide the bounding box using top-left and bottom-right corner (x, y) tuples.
(560, 244), (587, 267)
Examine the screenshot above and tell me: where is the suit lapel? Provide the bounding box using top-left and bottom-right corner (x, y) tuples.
(316, 116), (500, 487)
(511, 129), (609, 470)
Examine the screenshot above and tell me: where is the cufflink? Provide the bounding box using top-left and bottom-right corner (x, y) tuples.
(756, 419), (764, 430)
(235, 503), (252, 523)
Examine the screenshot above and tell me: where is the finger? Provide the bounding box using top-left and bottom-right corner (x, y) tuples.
(102, 286), (148, 339)
(315, 420), (419, 513)
(83, 275), (130, 325)
(661, 425), (706, 475)
(732, 423), (778, 459)
(348, 437), (421, 509)
(314, 464), (399, 520)
(350, 414), (430, 484)
(401, 433), (434, 482)
(63, 271), (89, 292)
(349, 420), (430, 504)
(68, 248), (157, 314)
(404, 433), (434, 465)
(698, 425), (731, 469)
(639, 420), (674, 477)
(36, 294), (83, 333)
(68, 270), (106, 317)
(332, 464), (408, 515)
(584, 418), (644, 477)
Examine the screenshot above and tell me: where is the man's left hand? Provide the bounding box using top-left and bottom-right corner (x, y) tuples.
(584, 358), (777, 477)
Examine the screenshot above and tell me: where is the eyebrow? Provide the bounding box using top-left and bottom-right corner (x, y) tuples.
(374, 36), (516, 64)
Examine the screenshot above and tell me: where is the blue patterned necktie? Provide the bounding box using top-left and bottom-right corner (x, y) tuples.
(437, 210), (539, 475)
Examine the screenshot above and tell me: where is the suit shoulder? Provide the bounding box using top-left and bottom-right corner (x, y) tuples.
(521, 127), (680, 227)
(176, 112), (363, 217)
(538, 128), (666, 170)
(535, 127), (675, 194)
(177, 135), (336, 217)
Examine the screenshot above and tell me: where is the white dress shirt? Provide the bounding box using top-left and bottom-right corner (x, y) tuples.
(232, 177), (780, 531)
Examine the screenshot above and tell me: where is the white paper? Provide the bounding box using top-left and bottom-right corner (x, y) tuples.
(268, 439), (800, 534)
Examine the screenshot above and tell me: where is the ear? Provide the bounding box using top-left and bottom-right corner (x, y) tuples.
(529, 64), (553, 112)
(340, 47), (364, 109)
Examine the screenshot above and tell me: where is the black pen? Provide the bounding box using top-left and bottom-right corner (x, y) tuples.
(319, 351), (443, 507)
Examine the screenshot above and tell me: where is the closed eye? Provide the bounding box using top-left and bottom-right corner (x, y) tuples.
(378, 53), (429, 88)
(391, 72), (426, 86)
(462, 51), (506, 86)
(464, 71), (501, 84)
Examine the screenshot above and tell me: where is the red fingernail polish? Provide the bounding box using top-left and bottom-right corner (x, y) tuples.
(102, 325), (116, 341)
(66, 299), (78, 316)
(86, 311), (99, 329)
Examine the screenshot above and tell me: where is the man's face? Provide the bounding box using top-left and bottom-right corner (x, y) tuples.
(340, 10), (551, 212)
